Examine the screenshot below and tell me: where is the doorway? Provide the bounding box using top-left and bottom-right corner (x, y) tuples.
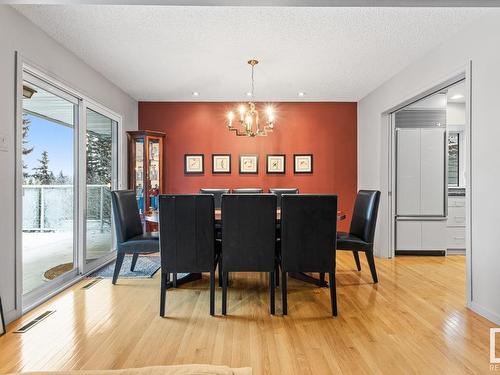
(389, 78), (468, 257)
(19, 66), (120, 310)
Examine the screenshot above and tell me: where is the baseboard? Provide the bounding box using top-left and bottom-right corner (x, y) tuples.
(468, 301), (500, 326)
(395, 250), (446, 256)
(446, 248), (466, 255)
(5, 308), (21, 326)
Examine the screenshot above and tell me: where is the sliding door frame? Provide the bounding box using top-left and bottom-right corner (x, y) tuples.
(384, 65), (472, 307)
(80, 101), (121, 275)
(14, 53), (123, 317)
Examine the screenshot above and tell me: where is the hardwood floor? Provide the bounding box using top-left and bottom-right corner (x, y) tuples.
(0, 253), (497, 374)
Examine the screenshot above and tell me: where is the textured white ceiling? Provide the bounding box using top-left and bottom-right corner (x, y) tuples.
(14, 5), (491, 101)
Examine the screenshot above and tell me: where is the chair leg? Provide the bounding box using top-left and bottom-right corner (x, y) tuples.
(210, 271), (215, 316)
(329, 272), (337, 317)
(281, 271), (287, 315)
(130, 253), (139, 271)
(352, 251), (361, 271)
(222, 271), (228, 315)
(112, 253), (125, 285)
(160, 271), (167, 317)
(172, 273), (177, 288)
(218, 263), (223, 287)
(319, 272), (325, 286)
(275, 262), (280, 287)
(269, 271), (276, 315)
(365, 252), (378, 283)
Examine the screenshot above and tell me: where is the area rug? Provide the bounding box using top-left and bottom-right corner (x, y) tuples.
(90, 255), (161, 279)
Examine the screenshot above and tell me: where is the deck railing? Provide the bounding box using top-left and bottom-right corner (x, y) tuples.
(22, 184), (111, 232)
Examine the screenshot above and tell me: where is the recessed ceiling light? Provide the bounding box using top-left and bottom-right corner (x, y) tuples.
(298, 92), (305, 97)
(192, 91), (199, 96)
(450, 94), (464, 100)
(246, 92), (253, 97)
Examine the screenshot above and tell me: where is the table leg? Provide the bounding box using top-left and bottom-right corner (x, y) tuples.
(165, 273), (202, 289)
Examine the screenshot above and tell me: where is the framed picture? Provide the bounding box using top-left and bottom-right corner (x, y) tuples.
(184, 154), (204, 174)
(212, 154), (231, 174)
(239, 154), (259, 174)
(294, 154), (313, 173)
(266, 154), (286, 174)
(0, 297), (5, 336)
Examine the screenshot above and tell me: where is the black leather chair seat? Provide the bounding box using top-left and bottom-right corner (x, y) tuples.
(336, 232), (368, 250)
(119, 233), (159, 252)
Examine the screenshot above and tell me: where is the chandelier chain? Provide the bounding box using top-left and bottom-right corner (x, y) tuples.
(251, 63), (255, 97)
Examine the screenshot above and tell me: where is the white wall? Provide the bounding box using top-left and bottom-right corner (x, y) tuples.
(447, 103), (466, 125)
(0, 5), (138, 323)
(358, 12), (500, 324)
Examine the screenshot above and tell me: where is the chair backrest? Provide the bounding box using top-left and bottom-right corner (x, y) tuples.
(159, 195), (215, 272)
(269, 188), (299, 208)
(281, 195), (337, 273)
(221, 194), (276, 272)
(349, 190), (381, 244)
(232, 188), (263, 194)
(111, 190), (143, 244)
(200, 188), (230, 209)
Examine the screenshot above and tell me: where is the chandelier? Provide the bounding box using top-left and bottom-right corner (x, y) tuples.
(226, 59), (275, 137)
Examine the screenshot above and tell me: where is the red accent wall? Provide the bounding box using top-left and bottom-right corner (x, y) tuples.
(138, 102), (357, 231)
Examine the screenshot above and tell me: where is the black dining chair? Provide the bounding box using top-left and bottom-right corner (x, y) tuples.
(158, 194), (220, 316)
(336, 190), (381, 283)
(221, 194), (277, 315)
(280, 195), (338, 316)
(110, 190), (159, 285)
(200, 188), (230, 210)
(232, 188), (263, 194)
(269, 188), (299, 208)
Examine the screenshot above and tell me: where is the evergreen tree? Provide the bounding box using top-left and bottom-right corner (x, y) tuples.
(55, 170), (69, 185)
(32, 151), (55, 185)
(22, 115), (34, 181)
(86, 130), (112, 184)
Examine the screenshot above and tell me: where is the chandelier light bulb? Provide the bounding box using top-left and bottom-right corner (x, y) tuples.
(227, 111), (234, 127)
(245, 115), (252, 125)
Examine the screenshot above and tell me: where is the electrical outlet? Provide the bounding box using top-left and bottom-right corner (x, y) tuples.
(0, 133), (8, 152)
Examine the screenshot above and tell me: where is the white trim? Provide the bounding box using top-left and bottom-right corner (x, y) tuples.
(464, 61), (473, 308)
(469, 301), (500, 326)
(388, 112), (396, 258)
(14, 52), (24, 323)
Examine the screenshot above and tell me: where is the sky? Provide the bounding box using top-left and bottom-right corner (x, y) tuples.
(23, 114), (74, 178)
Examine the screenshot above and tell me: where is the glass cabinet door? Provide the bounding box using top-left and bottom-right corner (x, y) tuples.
(134, 138), (145, 213)
(148, 139), (160, 211)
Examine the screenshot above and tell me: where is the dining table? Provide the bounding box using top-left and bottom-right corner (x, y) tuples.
(145, 209), (346, 288)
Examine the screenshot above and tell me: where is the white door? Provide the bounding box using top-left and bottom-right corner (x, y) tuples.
(420, 128), (445, 216)
(396, 128), (421, 216)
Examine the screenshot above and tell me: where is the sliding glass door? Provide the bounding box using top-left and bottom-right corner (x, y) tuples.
(84, 107), (118, 270)
(20, 68), (120, 308)
(21, 75), (79, 300)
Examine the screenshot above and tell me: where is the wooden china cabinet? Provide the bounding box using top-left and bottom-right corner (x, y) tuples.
(127, 130), (166, 230)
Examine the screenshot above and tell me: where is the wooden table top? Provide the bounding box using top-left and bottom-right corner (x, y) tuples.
(145, 209), (346, 223)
